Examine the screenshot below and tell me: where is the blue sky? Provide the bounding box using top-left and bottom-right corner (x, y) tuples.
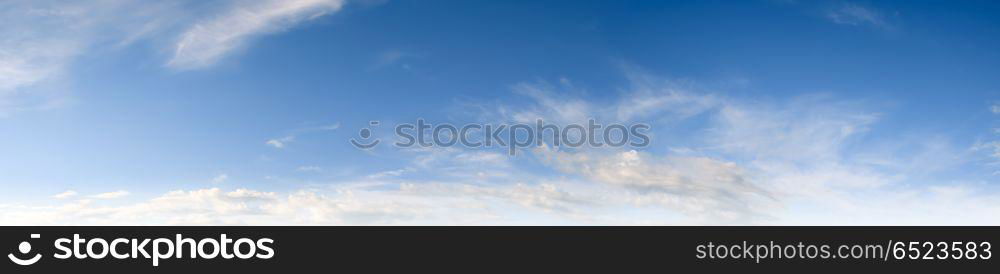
(1, 0), (999, 225)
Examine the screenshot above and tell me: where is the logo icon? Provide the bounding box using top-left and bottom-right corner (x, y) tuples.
(350, 121), (381, 149)
(8, 234), (41, 266)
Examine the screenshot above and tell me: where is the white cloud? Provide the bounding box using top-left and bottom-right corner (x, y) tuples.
(90, 190), (130, 199)
(370, 49), (408, 70)
(0, 0), (353, 114)
(266, 136), (294, 148)
(6, 178), (1000, 225)
(826, 3), (892, 29)
(778, 184), (1000, 225)
(0, 1), (107, 92)
(509, 82), (593, 124)
(367, 168), (407, 178)
(266, 123), (340, 148)
(710, 95), (878, 162)
(167, 0), (346, 69)
(535, 147), (774, 222)
(0, 0), (103, 113)
(297, 166), (323, 172)
(614, 69), (720, 121)
(52, 190), (77, 199)
(496, 71), (720, 128)
(399, 183), (598, 215)
(0, 0), (197, 115)
(408, 148), (513, 179)
(314, 123), (341, 131)
(0, 40), (78, 92)
(212, 174), (229, 184)
(973, 141), (1000, 162)
(2, 188), (291, 225)
(0, 184), (590, 225)
(976, 103), (1000, 170)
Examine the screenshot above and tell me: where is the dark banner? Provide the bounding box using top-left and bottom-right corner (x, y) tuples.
(0, 227), (996, 272)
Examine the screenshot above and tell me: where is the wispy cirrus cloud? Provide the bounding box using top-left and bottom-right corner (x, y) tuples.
(266, 136), (295, 148)
(297, 166), (323, 172)
(369, 49), (412, 70)
(535, 147), (774, 223)
(212, 174), (230, 184)
(0, 0), (128, 114)
(90, 190), (130, 199)
(974, 103), (1000, 169)
(168, 0), (347, 69)
(52, 190), (78, 200)
(266, 123), (340, 149)
(826, 3), (893, 29)
(0, 0), (354, 114)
